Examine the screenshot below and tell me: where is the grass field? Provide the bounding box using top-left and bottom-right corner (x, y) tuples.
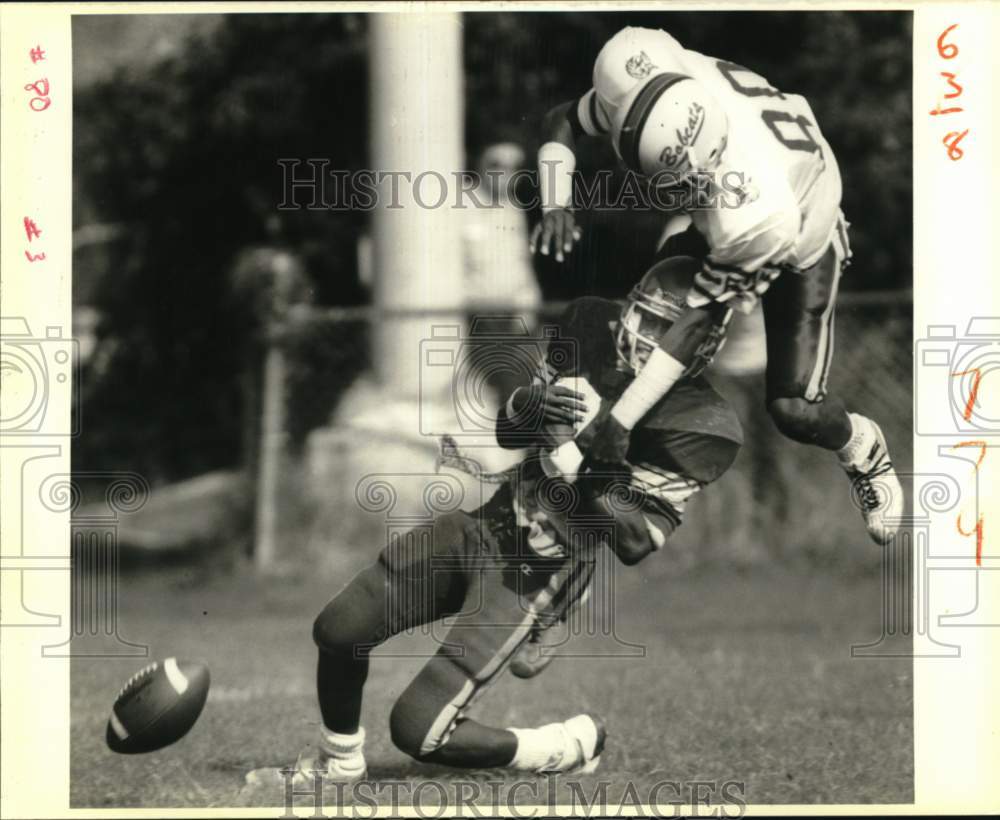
(71, 558), (913, 811)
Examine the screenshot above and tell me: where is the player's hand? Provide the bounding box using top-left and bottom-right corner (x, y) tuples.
(583, 414), (631, 467)
(509, 383), (589, 429)
(530, 208), (582, 263)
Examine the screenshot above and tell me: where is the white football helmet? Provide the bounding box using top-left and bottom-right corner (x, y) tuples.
(592, 27), (686, 115)
(616, 256), (731, 377)
(611, 73), (729, 184)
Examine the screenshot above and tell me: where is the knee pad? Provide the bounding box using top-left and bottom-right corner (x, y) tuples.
(389, 659), (470, 761)
(311, 566), (387, 655)
(312, 604), (353, 655)
(767, 397), (822, 445)
(389, 690), (433, 760)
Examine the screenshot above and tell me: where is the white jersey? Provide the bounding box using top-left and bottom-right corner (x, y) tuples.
(577, 29), (844, 306)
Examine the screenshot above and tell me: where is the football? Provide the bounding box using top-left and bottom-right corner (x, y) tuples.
(106, 658), (210, 754)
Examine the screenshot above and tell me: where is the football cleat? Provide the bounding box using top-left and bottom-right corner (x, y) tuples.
(510, 622), (561, 679)
(544, 714), (607, 774)
(244, 747), (367, 789)
(844, 418), (904, 546)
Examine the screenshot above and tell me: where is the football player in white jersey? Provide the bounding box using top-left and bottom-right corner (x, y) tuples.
(531, 26), (903, 545)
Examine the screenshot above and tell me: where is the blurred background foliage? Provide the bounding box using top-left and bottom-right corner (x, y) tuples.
(73, 11), (912, 483)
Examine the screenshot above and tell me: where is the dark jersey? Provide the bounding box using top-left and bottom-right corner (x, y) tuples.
(545, 297), (743, 455)
(498, 297), (742, 557)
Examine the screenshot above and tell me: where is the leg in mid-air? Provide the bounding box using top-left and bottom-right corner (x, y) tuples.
(245, 504), (604, 787)
(761, 222), (904, 544)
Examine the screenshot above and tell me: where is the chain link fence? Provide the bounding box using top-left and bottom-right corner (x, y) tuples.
(247, 292), (912, 576)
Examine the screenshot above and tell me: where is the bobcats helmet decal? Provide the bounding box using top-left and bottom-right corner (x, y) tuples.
(593, 26), (685, 113)
(612, 74), (729, 183)
(625, 51), (658, 80)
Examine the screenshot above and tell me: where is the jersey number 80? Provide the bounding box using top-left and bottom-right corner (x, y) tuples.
(716, 60), (824, 157)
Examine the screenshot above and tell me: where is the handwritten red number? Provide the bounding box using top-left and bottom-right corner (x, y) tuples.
(941, 71), (963, 98)
(24, 79), (51, 111)
(951, 367), (982, 419)
(24, 251), (46, 263)
(937, 24), (959, 59)
(957, 512), (985, 566)
(953, 440), (988, 471)
(943, 130), (968, 161)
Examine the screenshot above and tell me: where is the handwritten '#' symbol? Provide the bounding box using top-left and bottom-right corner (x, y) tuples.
(29, 46), (46, 64)
(23, 217), (42, 242)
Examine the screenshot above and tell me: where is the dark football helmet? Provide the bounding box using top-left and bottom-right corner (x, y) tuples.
(615, 255), (731, 378)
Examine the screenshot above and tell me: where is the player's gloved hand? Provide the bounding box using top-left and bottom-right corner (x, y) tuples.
(583, 414), (631, 467)
(578, 413), (633, 494)
(508, 383), (588, 431)
(530, 208), (582, 263)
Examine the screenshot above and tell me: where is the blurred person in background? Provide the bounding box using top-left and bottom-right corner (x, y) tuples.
(461, 142), (543, 408)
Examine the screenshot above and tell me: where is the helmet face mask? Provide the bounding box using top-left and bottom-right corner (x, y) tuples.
(615, 257), (732, 378)
(615, 282), (685, 374)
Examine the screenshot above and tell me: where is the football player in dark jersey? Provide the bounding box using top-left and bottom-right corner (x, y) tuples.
(245, 256), (742, 788)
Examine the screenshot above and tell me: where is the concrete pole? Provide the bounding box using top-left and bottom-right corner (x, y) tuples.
(369, 12), (465, 420)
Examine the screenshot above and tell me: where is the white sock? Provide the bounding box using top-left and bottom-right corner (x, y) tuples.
(836, 412), (874, 467)
(319, 726), (366, 760)
(508, 724), (565, 772)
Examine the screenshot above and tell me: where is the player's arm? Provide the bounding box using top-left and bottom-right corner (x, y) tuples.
(588, 222), (796, 465)
(572, 479), (678, 566)
(531, 90), (610, 262)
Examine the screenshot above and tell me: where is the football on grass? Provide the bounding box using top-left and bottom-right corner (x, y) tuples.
(106, 658), (210, 754)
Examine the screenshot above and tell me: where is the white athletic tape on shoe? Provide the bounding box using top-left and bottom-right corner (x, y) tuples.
(109, 709), (129, 740)
(163, 657), (189, 695)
